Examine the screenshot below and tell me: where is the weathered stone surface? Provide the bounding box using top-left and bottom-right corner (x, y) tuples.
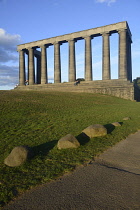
(57, 134), (80, 149)
(4, 146), (33, 167)
(82, 124), (107, 138)
(112, 122), (121, 127)
(123, 117), (131, 120)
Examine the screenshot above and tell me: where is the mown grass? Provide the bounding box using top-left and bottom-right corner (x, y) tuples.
(0, 90), (140, 207)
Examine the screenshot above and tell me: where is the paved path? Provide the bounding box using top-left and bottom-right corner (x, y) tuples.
(4, 131), (140, 210)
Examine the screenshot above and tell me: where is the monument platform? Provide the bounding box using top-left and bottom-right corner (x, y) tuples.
(15, 79), (140, 101)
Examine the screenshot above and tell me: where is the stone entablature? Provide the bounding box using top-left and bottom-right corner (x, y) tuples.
(17, 21), (131, 49)
(17, 21), (132, 86)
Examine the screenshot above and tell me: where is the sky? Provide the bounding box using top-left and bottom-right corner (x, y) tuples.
(0, 0), (140, 90)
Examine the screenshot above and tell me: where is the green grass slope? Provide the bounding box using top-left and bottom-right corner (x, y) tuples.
(0, 90), (140, 206)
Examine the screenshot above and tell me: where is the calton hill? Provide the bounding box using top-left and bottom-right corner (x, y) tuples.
(1, 87), (140, 207)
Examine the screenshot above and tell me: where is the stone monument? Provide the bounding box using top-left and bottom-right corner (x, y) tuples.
(16, 21), (140, 101)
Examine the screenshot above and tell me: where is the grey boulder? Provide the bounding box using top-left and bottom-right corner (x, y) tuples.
(4, 146), (33, 167)
(57, 134), (80, 149)
(112, 122), (121, 127)
(123, 117), (131, 120)
(82, 124), (107, 138)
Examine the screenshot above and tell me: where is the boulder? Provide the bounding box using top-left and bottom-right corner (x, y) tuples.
(57, 134), (80, 149)
(82, 124), (107, 138)
(111, 122), (121, 127)
(4, 146), (33, 167)
(123, 117), (131, 120)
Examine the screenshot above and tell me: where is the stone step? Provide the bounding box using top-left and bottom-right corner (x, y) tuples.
(16, 79), (133, 90)
(24, 80), (132, 88)
(15, 79), (135, 101)
(17, 83), (133, 92)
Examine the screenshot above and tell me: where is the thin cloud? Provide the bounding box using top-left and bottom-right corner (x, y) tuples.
(48, 76), (54, 80)
(95, 0), (117, 6)
(0, 64), (19, 86)
(0, 48), (18, 63)
(132, 50), (140, 57)
(132, 39), (140, 58)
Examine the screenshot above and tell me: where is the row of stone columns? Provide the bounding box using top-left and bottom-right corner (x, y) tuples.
(18, 29), (132, 86)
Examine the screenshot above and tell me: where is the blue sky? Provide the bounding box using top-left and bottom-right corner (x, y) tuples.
(0, 0), (140, 90)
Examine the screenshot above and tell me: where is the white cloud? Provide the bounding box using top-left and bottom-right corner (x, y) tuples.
(0, 28), (21, 64)
(0, 28), (21, 51)
(0, 29), (21, 89)
(95, 0), (116, 6)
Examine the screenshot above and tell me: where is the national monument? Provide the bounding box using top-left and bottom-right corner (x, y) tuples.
(16, 21), (140, 101)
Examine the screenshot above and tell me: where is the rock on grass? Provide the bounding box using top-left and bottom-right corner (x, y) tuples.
(111, 122), (122, 127)
(82, 124), (107, 138)
(123, 117), (131, 120)
(4, 146), (34, 167)
(57, 134), (80, 149)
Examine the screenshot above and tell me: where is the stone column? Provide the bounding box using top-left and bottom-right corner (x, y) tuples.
(85, 36), (92, 81)
(54, 42), (61, 83)
(28, 47), (35, 85)
(40, 45), (47, 84)
(68, 39), (76, 82)
(36, 55), (41, 84)
(102, 32), (111, 80)
(118, 29), (128, 80)
(19, 50), (25, 85)
(127, 36), (132, 82)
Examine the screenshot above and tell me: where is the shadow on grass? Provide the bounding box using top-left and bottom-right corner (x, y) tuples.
(104, 124), (115, 134)
(32, 140), (58, 157)
(104, 122), (123, 134)
(76, 132), (90, 146)
(119, 122), (123, 126)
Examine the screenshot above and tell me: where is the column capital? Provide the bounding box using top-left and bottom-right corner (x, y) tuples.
(118, 28), (127, 34)
(53, 41), (61, 45)
(27, 47), (35, 51)
(101, 31), (110, 36)
(40, 44), (46, 49)
(17, 49), (25, 53)
(67, 38), (75, 43)
(84, 35), (92, 40)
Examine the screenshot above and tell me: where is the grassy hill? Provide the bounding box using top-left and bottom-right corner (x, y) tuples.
(0, 90), (140, 206)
